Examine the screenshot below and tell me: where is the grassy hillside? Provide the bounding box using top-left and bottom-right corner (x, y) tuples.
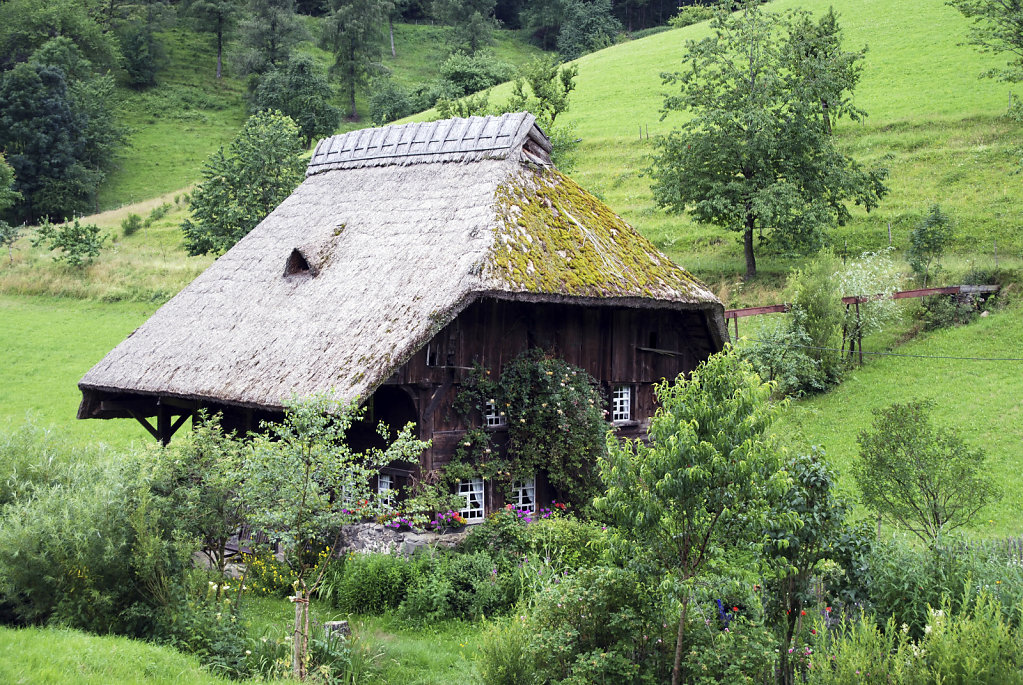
(772, 300), (1023, 539)
(98, 22), (542, 211)
(0, 627), (275, 685)
(0, 295), (157, 448)
(430, 0), (1023, 289)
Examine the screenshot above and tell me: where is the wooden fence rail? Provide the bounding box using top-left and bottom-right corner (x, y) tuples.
(724, 284), (1000, 362)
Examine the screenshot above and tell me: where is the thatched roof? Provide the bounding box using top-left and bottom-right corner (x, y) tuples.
(79, 113), (725, 416)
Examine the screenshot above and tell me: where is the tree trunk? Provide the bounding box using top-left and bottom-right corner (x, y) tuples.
(216, 29), (223, 80)
(743, 218), (757, 280)
(671, 594), (691, 685)
(293, 589), (308, 680)
(390, 17), (396, 58)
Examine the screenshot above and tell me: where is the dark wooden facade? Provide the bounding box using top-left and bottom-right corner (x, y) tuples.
(362, 296), (720, 510)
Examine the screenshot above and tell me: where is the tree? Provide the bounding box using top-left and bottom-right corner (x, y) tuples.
(0, 39), (127, 224)
(253, 54), (341, 145)
(764, 449), (866, 685)
(156, 412), (247, 588)
(596, 347), (794, 685)
(0, 155), (21, 265)
(650, 3), (888, 279)
(181, 111), (305, 255)
(520, 0), (568, 50)
(949, 0), (1023, 91)
(0, 0), (120, 72)
(320, 0), (391, 120)
(907, 204), (955, 286)
(507, 55), (579, 169)
(31, 217), (108, 267)
(182, 0), (242, 79)
(556, 0), (621, 60)
(117, 21), (167, 89)
(238, 0), (308, 77)
(855, 400), (1000, 544)
(433, 0), (498, 54)
(238, 395), (428, 680)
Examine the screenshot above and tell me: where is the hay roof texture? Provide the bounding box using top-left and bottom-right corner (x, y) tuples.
(79, 113), (725, 415)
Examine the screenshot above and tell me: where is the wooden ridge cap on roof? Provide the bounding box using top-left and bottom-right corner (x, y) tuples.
(306, 113), (550, 175)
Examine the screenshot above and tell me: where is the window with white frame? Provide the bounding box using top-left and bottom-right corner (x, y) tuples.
(425, 343), (439, 367)
(457, 477), (485, 522)
(512, 476), (536, 513)
(484, 399), (506, 428)
(612, 385), (632, 422)
(377, 473), (393, 506)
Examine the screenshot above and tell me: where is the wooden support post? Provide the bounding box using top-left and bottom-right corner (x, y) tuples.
(157, 403), (172, 446)
(855, 300), (863, 366)
(733, 315), (739, 340)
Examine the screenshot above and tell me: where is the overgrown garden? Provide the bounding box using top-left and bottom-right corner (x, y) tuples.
(2, 333), (1021, 682)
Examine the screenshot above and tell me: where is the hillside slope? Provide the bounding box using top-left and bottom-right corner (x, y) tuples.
(446, 0), (1023, 283)
(773, 301), (1023, 538)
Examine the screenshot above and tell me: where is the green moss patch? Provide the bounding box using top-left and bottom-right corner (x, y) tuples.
(489, 168), (709, 301)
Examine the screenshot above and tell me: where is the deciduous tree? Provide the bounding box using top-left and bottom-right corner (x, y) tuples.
(650, 2), (888, 279)
(855, 400), (999, 544)
(181, 111), (305, 255)
(254, 54), (341, 145)
(949, 0), (1023, 91)
(0, 155), (21, 265)
(596, 347), (794, 685)
(238, 395), (428, 680)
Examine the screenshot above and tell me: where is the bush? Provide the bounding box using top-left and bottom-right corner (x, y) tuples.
(807, 593), (1023, 684)
(319, 552), (420, 613)
(399, 549), (513, 622)
(868, 536), (1023, 638)
(121, 212), (143, 236)
(439, 51), (512, 97)
(557, 0), (621, 60)
(0, 421), (100, 508)
(369, 79), (417, 125)
(907, 204), (954, 287)
(0, 451), (199, 636)
(920, 294), (981, 330)
(669, 5), (716, 29)
(498, 565), (675, 684)
(32, 217), (107, 267)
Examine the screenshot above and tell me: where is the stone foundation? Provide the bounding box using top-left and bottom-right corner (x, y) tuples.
(338, 523), (469, 556)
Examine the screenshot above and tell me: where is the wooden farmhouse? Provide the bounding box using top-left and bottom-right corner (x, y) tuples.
(78, 112), (728, 519)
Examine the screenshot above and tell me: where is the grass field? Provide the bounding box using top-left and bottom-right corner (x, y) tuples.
(0, 295), (157, 449)
(408, 0), (1023, 286)
(0, 627), (268, 685)
(772, 298), (1023, 539)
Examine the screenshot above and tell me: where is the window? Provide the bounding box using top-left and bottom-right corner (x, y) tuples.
(512, 476), (536, 513)
(458, 478), (485, 522)
(612, 385), (632, 422)
(425, 343), (439, 367)
(485, 399), (506, 428)
(377, 473), (393, 506)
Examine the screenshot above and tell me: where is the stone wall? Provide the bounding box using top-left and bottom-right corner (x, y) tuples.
(338, 523), (469, 556)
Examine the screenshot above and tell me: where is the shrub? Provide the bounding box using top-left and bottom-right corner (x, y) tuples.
(506, 565), (675, 683)
(439, 51), (512, 97)
(369, 79), (417, 125)
(557, 0), (621, 60)
(121, 212), (143, 236)
(31, 217), (107, 267)
(868, 536), (1023, 638)
(475, 616), (538, 685)
(0, 421), (99, 508)
(740, 319), (822, 397)
(920, 293), (981, 330)
(319, 552), (419, 613)
(907, 204), (954, 287)
(669, 5), (716, 29)
(399, 549), (513, 622)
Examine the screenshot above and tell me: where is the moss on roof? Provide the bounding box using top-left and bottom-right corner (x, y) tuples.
(488, 167), (708, 301)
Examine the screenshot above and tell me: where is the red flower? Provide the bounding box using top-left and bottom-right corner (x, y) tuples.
(732, 607), (739, 613)
(800, 610), (806, 616)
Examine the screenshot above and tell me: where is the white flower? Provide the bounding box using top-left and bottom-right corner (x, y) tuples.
(924, 624), (932, 634)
